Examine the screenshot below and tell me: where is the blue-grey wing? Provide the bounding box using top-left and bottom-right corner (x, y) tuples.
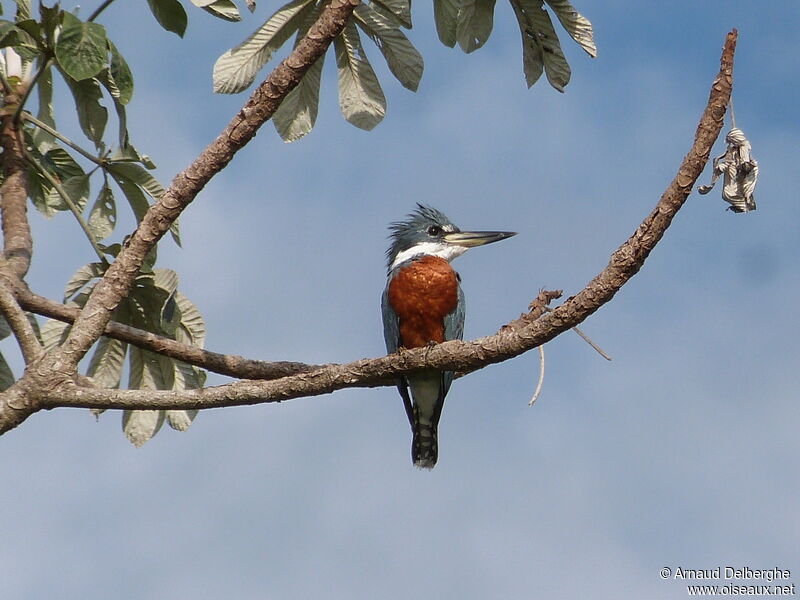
(382, 281), (414, 427)
(381, 282), (399, 354)
(441, 282), (465, 397)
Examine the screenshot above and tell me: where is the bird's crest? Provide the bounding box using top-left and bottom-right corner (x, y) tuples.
(385, 204), (457, 270)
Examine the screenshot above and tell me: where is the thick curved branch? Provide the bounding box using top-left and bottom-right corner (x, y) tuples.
(50, 0), (361, 370)
(1, 91), (33, 279)
(39, 30), (739, 412)
(0, 267), (43, 363)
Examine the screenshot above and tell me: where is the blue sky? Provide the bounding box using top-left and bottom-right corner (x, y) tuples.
(3, 1), (799, 599)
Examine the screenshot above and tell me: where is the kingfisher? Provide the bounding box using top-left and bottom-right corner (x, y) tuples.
(381, 204), (516, 469)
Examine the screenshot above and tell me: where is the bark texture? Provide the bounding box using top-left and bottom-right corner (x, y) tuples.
(1, 93), (33, 279)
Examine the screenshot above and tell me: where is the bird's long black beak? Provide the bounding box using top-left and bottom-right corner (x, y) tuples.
(443, 230), (517, 248)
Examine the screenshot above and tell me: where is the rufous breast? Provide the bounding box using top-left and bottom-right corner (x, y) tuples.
(387, 255), (459, 349)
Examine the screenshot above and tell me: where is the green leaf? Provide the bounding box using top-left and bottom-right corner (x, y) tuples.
(107, 40), (134, 104)
(0, 352), (14, 391)
(144, 350), (175, 390)
(166, 408), (198, 431)
(511, 0), (542, 87)
(47, 173), (89, 212)
(31, 63), (56, 150)
(372, 0), (412, 28)
(106, 162), (165, 201)
(86, 336), (127, 388)
(25, 313), (42, 345)
(14, 18), (40, 43)
(107, 161), (172, 234)
(55, 12), (108, 80)
(109, 168), (149, 223)
(154, 268), (179, 297)
(88, 184), (117, 240)
(129, 284), (171, 333)
(169, 219), (182, 247)
(200, 0), (241, 22)
(63, 261), (106, 302)
(146, 0), (188, 37)
(41, 146), (83, 180)
(457, 0), (497, 53)
(122, 408), (165, 447)
(26, 165), (53, 217)
(212, 0), (313, 94)
(334, 22), (386, 131)
(96, 67), (131, 149)
(154, 269), (180, 335)
(59, 69), (108, 145)
(38, 1), (60, 46)
(128, 346), (175, 390)
(173, 359), (203, 390)
(513, 0), (569, 91)
(355, 4), (423, 92)
(272, 2), (323, 142)
(168, 299), (205, 430)
(544, 0), (596, 57)
(141, 245), (158, 274)
(108, 143), (154, 168)
(23, 139), (54, 217)
(41, 318), (71, 351)
(98, 242), (121, 258)
(0, 316), (11, 339)
(0, 23), (36, 52)
(14, 0), (31, 20)
(433, 0), (459, 47)
(272, 52), (322, 141)
(127, 344), (144, 388)
(175, 291), (206, 348)
(0, 21), (16, 44)
(24, 137), (82, 217)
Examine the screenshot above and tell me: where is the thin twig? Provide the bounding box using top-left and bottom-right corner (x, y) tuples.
(23, 113), (107, 166)
(88, 0), (118, 22)
(571, 325), (612, 361)
(23, 153), (108, 265)
(542, 306), (612, 360)
(529, 345), (545, 406)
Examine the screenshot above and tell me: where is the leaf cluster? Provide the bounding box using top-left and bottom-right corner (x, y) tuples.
(212, 0), (595, 141)
(0, 0), (212, 444)
(40, 264), (207, 446)
(0, 0), (177, 244)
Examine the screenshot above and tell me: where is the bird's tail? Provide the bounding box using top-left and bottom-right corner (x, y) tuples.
(412, 423), (438, 469)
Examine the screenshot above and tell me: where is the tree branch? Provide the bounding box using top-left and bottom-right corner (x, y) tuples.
(38, 29), (739, 413)
(1, 89), (33, 279)
(50, 0), (361, 370)
(15, 283), (321, 379)
(0, 265), (43, 363)
(22, 151), (108, 264)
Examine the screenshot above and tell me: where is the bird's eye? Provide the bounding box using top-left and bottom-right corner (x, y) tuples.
(427, 225), (442, 236)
